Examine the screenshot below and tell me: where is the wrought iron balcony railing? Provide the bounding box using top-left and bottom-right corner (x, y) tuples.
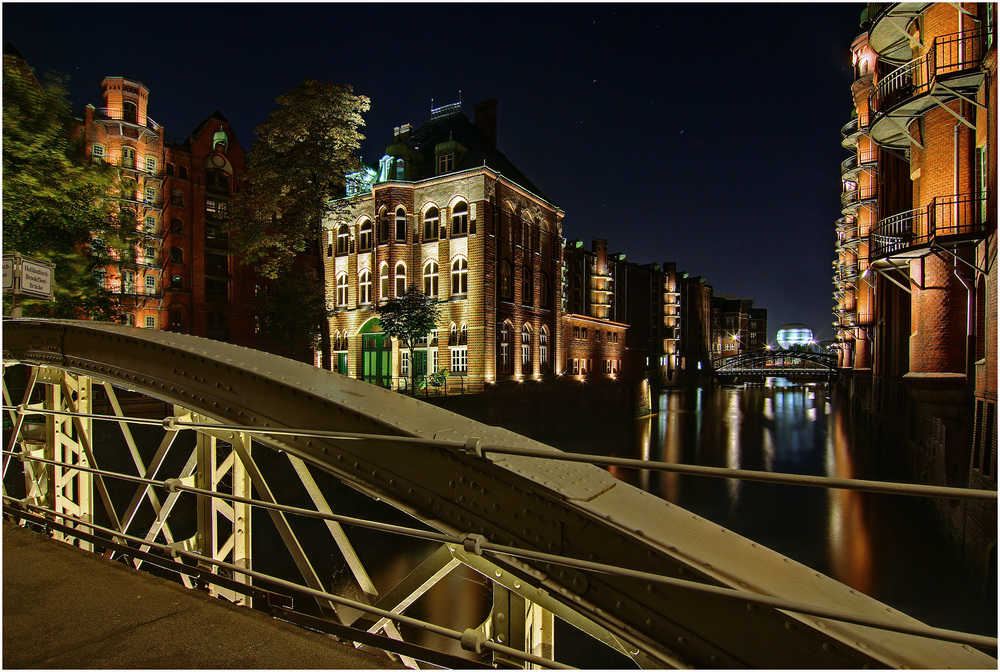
(841, 185), (878, 210)
(869, 193), (987, 260)
(872, 29), (986, 115)
(93, 107), (162, 134)
(841, 150), (878, 176)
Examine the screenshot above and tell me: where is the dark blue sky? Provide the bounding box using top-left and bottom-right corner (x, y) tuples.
(4, 3), (864, 341)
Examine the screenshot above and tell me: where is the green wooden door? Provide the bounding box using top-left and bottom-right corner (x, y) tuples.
(362, 333), (390, 387)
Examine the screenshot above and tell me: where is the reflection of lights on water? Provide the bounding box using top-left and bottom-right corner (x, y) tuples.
(726, 391), (742, 507)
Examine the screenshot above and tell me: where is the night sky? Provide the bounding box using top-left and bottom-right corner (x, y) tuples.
(3, 3), (864, 342)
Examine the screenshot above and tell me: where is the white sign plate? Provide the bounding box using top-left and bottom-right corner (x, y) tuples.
(2, 258), (12, 291)
(20, 259), (53, 298)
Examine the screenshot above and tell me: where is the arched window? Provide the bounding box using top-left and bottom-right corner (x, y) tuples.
(498, 321), (513, 374)
(379, 263), (389, 300)
(451, 257), (468, 296)
(423, 207), (439, 241)
(336, 225), (350, 255)
(378, 208), (389, 243)
(522, 217), (531, 250)
(521, 323), (533, 371)
(332, 330), (341, 351)
(539, 221), (551, 257)
(450, 322), (458, 345)
(359, 270), (372, 305)
(522, 265), (533, 305)
(122, 101), (138, 124)
(423, 260), (439, 297)
(358, 220), (372, 251)
(122, 146), (136, 169)
(460, 322), (468, 345)
(395, 208), (407, 242)
(336, 273), (349, 306)
(539, 326), (549, 372)
(395, 262), (406, 297)
(451, 201), (469, 237)
(499, 259), (512, 300)
(540, 272), (549, 308)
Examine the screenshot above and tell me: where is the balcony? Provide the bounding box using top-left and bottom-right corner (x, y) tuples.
(841, 184), (877, 214)
(867, 3), (933, 63)
(838, 225), (862, 250)
(839, 263), (861, 282)
(103, 280), (163, 299)
(93, 107), (162, 137)
(870, 193), (987, 261)
(841, 149), (878, 178)
(870, 28), (986, 148)
(840, 115), (870, 148)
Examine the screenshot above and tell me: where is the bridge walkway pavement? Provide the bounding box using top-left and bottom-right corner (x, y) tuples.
(2, 521), (403, 669)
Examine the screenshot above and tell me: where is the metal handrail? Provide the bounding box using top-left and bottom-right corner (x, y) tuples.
(93, 107), (162, 133)
(872, 29), (986, 113)
(3, 447), (996, 650)
(870, 193), (987, 260)
(841, 185), (877, 207)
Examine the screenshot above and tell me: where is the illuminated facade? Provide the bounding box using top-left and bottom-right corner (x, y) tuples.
(84, 78), (267, 349)
(837, 3), (996, 575)
(324, 100), (563, 389)
(711, 296), (768, 355)
(776, 324), (815, 350)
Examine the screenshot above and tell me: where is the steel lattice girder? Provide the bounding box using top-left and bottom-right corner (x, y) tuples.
(2, 318), (995, 669)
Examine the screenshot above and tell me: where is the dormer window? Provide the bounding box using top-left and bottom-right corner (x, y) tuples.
(437, 152), (454, 174)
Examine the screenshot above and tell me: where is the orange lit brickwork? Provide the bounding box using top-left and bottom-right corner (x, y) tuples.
(84, 76), (266, 350)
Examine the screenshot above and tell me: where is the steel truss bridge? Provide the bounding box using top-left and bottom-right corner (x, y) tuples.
(2, 319), (995, 669)
(713, 349), (838, 378)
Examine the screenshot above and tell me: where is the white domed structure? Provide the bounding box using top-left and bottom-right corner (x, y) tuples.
(776, 324), (815, 350)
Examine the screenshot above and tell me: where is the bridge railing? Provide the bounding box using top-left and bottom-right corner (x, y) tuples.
(2, 321), (995, 669)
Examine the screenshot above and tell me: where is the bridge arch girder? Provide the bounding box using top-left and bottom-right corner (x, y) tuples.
(2, 319), (981, 669)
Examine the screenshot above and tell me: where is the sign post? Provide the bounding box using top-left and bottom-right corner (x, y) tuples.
(3, 252), (55, 317)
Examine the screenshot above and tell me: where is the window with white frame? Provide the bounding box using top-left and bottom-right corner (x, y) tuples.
(337, 225), (350, 255)
(379, 263), (389, 299)
(451, 201), (468, 236)
(92, 144), (105, 163)
(431, 349), (439, 373)
(451, 257), (468, 295)
(145, 156), (157, 173)
(145, 185), (156, 203)
(451, 346), (468, 373)
(540, 326), (549, 372)
(499, 321), (512, 374)
(336, 273), (349, 306)
(145, 315), (156, 329)
(395, 208), (407, 242)
(145, 275), (156, 293)
(423, 207), (439, 241)
(359, 270), (372, 305)
(401, 350), (410, 377)
(358, 220), (372, 251)
(423, 260), (438, 297)
(144, 216), (157, 233)
(521, 323), (532, 367)
(395, 263), (406, 296)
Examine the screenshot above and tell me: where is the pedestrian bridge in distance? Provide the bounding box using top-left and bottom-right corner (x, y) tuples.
(713, 348), (838, 379)
(2, 319), (994, 669)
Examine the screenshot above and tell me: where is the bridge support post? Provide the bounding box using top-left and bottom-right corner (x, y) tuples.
(191, 411), (253, 607)
(29, 368), (94, 551)
(489, 583), (554, 668)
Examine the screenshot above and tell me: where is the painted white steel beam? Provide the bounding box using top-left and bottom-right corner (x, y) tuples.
(3, 318), (995, 669)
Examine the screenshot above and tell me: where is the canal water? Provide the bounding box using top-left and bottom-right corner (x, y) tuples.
(543, 380), (996, 668)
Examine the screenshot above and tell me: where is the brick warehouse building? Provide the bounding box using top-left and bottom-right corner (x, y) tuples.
(83, 76), (269, 349)
(323, 100), (564, 389)
(836, 3), (997, 583)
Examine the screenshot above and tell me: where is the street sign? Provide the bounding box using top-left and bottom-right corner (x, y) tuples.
(20, 258), (54, 299)
(2, 257), (12, 291)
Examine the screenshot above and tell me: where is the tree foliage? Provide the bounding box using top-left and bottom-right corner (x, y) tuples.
(376, 285), (440, 388)
(228, 78), (370, 278)
(257, 264), (331, 360)
(3, 56), (136, 320)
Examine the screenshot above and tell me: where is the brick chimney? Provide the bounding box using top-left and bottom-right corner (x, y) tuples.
(474, 99), (497, 146)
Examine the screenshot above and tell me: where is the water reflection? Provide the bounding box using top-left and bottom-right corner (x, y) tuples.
(550, 381), (994, 640)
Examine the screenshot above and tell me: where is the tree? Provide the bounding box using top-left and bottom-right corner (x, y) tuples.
(3, 53), (136, 320)
(227, 79), (370, 365)
(256, 264), (331, 362)
(376, 285), (440, 392)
